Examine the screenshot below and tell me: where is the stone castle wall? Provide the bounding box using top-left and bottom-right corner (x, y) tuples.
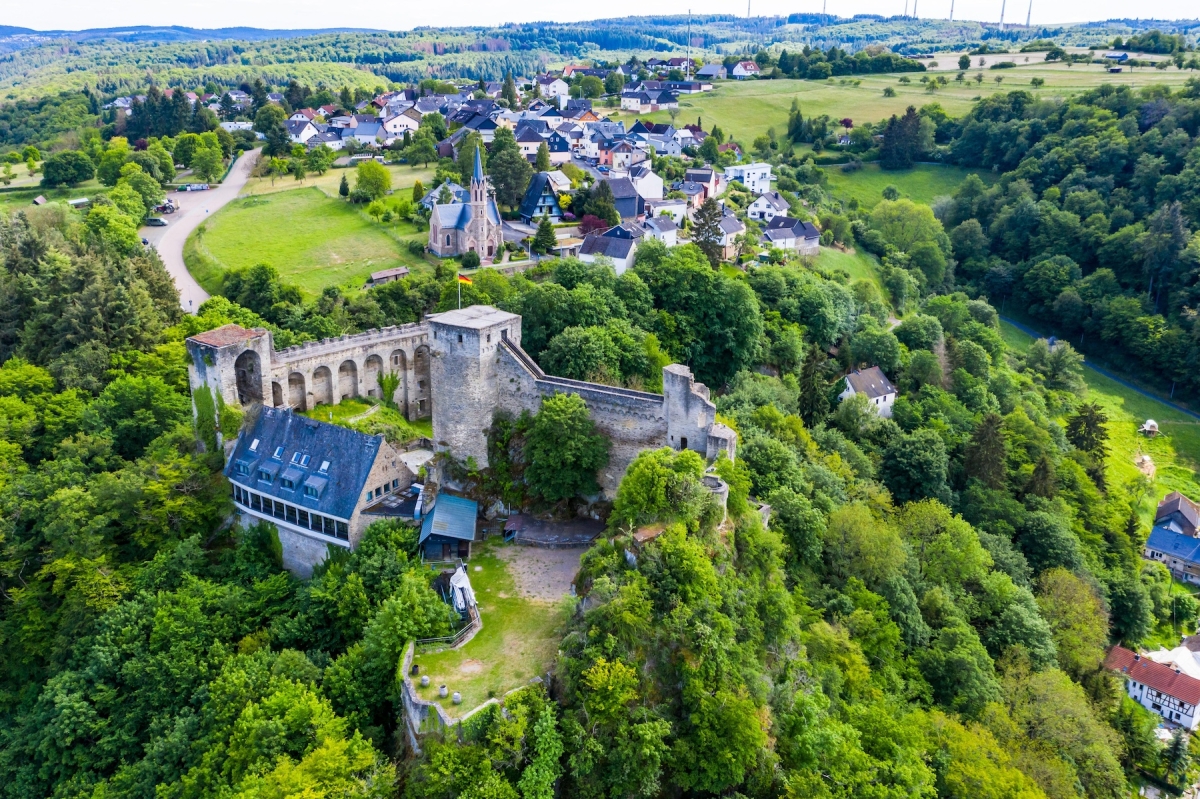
(189, 306), (735, 498)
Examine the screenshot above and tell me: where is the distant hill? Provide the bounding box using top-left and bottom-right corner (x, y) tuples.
(0, 25), (384, 43)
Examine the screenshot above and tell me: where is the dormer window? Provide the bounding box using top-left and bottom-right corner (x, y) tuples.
(257, 469), (273, 483)
(304, 485), (320, 499)
(234, 461), (250, 476)
(280, 477), (296, 490)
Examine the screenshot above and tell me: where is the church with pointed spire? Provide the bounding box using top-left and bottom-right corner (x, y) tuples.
(428, 145), (504, 261)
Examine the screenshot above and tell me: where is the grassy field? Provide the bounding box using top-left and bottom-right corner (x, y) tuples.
(824, 162), (993, 209)
(816, 246), (883, 286)
(642, 63), (1195, 145)
(241, 163), (437, 199)
(999, 321), (1200, 515)
(0, 183), (104, 214)
(300, 397), (430, 443)
(411, 544), (571, 715)
(184, 187), (432, 299)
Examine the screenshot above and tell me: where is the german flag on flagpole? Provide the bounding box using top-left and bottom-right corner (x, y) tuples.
(457, 273), (472, 285)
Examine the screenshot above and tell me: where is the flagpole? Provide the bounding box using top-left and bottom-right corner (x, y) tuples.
(458, 272), (462, 309)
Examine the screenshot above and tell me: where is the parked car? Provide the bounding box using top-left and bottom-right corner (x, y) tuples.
(145, 217), (168, 227)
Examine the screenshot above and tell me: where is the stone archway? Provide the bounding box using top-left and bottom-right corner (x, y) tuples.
(412, 345), (432, 420)
(288, 372), (306, 411)
(389, 349), (409, 416)
(338, 360), (358, 402)
(271, 381), (283, 407)
(234, 350), (263, 405)
(312, 366), (333, 406)
(363, 354), (384, 399)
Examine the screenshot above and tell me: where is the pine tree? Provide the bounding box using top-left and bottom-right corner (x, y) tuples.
(691, 197), (724, 267)
(798, 345), (831, 428)
(787, 98), (805, 142)
(1066, 402), (1109, 458)
(535, 142), (552, 172)
(339, 174), (349, 198)
(964, 412), (1007, 489)
(1164, 728), (1190, 786)
(502, 72), (520, 108)
(1027, 454), (1057, 498)
(533, 214), (558, 254)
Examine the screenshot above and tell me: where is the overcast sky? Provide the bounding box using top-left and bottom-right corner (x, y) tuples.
(6, 0), (1196, 34)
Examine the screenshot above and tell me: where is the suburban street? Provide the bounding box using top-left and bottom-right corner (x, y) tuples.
(142, 147), (261, 313)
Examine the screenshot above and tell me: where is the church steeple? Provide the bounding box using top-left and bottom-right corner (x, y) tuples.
(471, 144), (486, 203)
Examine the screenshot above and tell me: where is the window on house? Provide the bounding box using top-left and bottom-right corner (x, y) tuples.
(319, 460), (330, 474)
(249, 438), (260, 452)
(280, 478), (295, 490)
(365, 492), (372, 502)
(257, 469), (273, 483)
(234, 462), (250, 475)
(457, 334), (463, 343)
(304, 485), (320, 499)
(272, 446), (284, 460)
(250, 493), (262, 511)
(291, 452), (304, 465)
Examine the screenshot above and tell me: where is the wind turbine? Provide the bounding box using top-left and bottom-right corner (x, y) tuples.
(949, 0), (954, 20)
(999, 0), (1006, 30)
(1025, 0), (1032, 26)
(913, 0), (918, 17)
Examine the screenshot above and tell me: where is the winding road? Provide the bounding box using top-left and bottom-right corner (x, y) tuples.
(141, 148), (261, 313)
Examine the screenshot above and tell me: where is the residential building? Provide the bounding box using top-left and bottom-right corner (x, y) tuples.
(224, 407), (415, 577)
(732, 61), (761, 79)
(838, 367), (898, 418)
(641, 215), (678, 246)
(623, 163), (664, 201)
(762, 216), (821, 255)
(718, 213), (746, 260)
(535, 75), (570, 100)
(519, 172), (567, 223)
(645, 198), (688, 223)
(724, 162), (773, 194)
(515, 126), (547, 160)
(579, 227), (638, 274)
(428, 147), (504, 261)
(684, 166), (719, 199)
(674, 181), (706, 208)
(307, 130), (345, 151)
(382, 108), (421, 137)
(285, 119), (318, 144)
(610, 140), (648, 171)
(696, 63), (728, 79)
(290, 109), (317, 122)
(600, 176), (646, 220)
(620, 90), (679, 113)
(747, 191), (789, 223)
(544, 170), (572, 194)
(1107, 646), (1200, 729)
(1144, 491), (1200, 583)
(717, 142), (743, 159)
(349, 120), (383, 147)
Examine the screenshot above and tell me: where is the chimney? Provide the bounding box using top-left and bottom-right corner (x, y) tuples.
(1134, 654), (1141, 660)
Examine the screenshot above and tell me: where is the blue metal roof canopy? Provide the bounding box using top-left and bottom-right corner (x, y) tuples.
(419, 494), (478, 545)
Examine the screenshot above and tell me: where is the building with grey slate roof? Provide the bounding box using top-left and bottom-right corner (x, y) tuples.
(838, 366), (897, 417)
(224, 406), (414, 575)
(1145, 492), (1200, 583)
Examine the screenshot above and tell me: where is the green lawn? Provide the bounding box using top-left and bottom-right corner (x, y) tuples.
(300, 397), (426, 445)
(641, 63), (1194, 146)
(411, 544), (571, 716)
(999, 321), (1200, 518)
(185, 187), (432, 299)
(824, 162), (993, 209)
(242, 164), (437, 199)
(815, 246), (882, 287)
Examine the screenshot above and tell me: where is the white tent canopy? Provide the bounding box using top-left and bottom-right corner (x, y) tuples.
(449, 565), (477, 613)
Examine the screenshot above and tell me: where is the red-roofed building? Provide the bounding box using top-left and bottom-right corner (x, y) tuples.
(1106, 645), (1200, 728)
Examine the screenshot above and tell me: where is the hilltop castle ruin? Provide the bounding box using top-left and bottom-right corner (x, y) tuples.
(186, 305), (736, 496)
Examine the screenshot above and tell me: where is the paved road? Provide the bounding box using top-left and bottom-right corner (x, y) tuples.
(142, 148), (261, 313)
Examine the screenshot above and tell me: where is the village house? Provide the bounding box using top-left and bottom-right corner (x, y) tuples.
(600, 176), (646, 220)
(579, 225), (638, 273)
(717, 142), (743, 160)
(718, 213), (746, 261)
(383, 108), (422, 137)
(621, 162), (664, 200)
(762, 216), (821, 256)
(428, 147), (504, 261)
(620, 90), (679, 114)
(684, 166), (719, 200)
(696, 63), (728, 80)
(731, 61), (761, 79)
(724, 162), (773, 194)
(285, 119), (318, 145)
(645, 198), (689, 223)
(289, 109), (317, 122)
(838, 367), (898, 417)
(535, 75), (570, 101)
(1106, 646), (1200, 729)
(747, 191), (789, 223)
(640, 215), (678, 246)
(519, 171), (567, 224)
(1144, 491), (1200, 583)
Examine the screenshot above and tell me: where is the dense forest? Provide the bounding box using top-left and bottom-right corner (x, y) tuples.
(934, 83), (1200, 396)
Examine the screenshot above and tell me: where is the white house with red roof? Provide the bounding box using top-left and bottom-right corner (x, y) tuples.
(731, 61), (761, 79)
(1107, 645), (1200, 729)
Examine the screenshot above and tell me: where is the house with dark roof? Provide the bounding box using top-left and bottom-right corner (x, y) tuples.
(600, 176), (646, 220)
(684, 166), (718, 199)
(519, 172), (567, 223)
(747, 191), (789, 222)
(640, 215), (678, 246)
(762, 216), (821, 255)
(579, 227), (638, 273)
(1107, 645), (1200, 729)
(285, 119), (318, 144)
(838, 367), (897, 418)
(225, 407), (415, 577)
(717, 213), (746, 260)
(673, 181), (706, 208)
(1144, 491), (1200, 583)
